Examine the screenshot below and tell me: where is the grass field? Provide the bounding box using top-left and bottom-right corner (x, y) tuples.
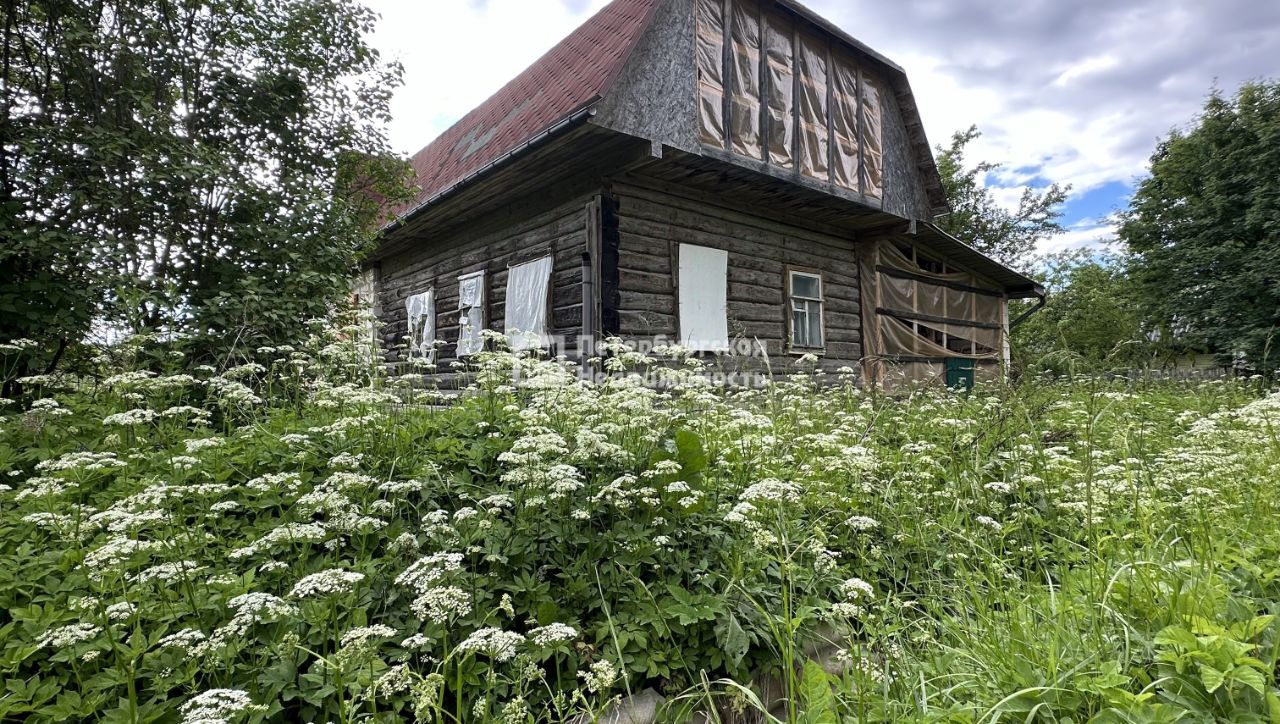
(2, 335), (1278, 722)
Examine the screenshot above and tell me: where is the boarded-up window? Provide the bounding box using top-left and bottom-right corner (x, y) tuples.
(860, 71), (883, 198)
(763, 12), (794, 169)
(405, 289), (434, 360)
(457, 271), (485, 357)
(678, 244), (729, 351)
(729, 1), (762, 159)
(504, 256), (553, 351)
(797, 32), (829, 181)
(831, 53), (859, 191)
(696, 0), (726, 148)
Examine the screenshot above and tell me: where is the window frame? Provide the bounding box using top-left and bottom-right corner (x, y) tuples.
(503, 255), (554, 352)
(456, 269), (486, 357)
(786, 267), (825, 352)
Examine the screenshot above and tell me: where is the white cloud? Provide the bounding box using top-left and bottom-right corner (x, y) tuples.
(363, 0), (611, 155)
(1038, 219), (1118, 256)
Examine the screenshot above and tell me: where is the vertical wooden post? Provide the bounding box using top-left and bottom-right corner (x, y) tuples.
(722, 0), (734, 151)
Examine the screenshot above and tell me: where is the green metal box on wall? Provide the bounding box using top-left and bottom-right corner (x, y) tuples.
(945, 357), (975, 391)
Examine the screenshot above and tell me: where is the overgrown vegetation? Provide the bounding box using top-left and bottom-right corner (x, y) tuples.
(0, 0), (410, 380)
(1, 326), (1278, 722)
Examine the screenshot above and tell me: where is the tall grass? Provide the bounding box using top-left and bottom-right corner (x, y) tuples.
(0, 329), (1276, 722)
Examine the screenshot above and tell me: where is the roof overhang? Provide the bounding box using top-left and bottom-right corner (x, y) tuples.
(380, 104), (599, 236)
(909, 222), (1045, 299)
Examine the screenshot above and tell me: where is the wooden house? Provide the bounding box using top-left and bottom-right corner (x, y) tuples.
(364, 0), (1045, 387)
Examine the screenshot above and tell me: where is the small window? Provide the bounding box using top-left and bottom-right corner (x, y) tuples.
(788, 270), (824, 349)
(504, 256), (553, 351)
(405, 289), (435, 359)
(457, 270), (486, 356)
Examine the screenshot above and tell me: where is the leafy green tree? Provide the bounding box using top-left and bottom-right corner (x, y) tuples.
(1119, 81), (1280, 371)
(0, 0), (410, 380)
(935, 126), (1070, 270)
(1011, 250), (1147, 372)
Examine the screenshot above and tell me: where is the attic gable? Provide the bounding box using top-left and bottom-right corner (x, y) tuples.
(594, 0), (948, 220)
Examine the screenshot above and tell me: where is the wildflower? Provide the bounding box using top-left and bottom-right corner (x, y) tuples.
(105, 601), (136, 621)
(157, 629), (208, 653)
(401, 633), (433, 650)
(984, 481), (1013, 494)
(528, 623), (578, 646)
(498, 593), (515, 618)
(179, 689), (267, 723)
(838, 577), (874, 600)
(136, 561), (205, 583)
(844, 514), (880, 531)
(340, 624), (398, 649)
(181, 438), (223, 455)
(579, 659), (618, 693)
(396, 552), (464, 592)
(975, 515), (1003, 531)
(103, 408), (158, 426)
(739, 478), (801, 503)
(410, 586), (472, 623)
(456, 627), (524, 662)
(289, 569), (364, 599)
(40, 622), (102, 649)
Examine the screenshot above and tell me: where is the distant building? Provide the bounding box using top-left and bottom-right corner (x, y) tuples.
(364, 0), (1044, 387)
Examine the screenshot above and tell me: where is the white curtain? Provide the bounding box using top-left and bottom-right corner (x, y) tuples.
(504, 256), (553, 351)
(678, 244), (729, 351)
(405, 289), (434, 360)
(457, 272), (485, 356)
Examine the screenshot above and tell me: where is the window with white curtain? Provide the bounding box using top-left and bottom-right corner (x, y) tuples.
(678, 244), (729, 351)
(404, 288), (434, 360)
(788, 270), (824, 349)
(504, 256), (553, 351)
(456, 271), (485, 356)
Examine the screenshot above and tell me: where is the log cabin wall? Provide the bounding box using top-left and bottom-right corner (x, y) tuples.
(608, 177), (862, 376)
(375, 192), (595, 378)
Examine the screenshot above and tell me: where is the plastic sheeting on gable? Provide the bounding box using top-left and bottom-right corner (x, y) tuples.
(504, 256), (553, 352)
(859, 71), (883, 199)
(830, 52), (859, 192)
(797, 31), (829, 181)
(763, 12), (794, 169)
(457, 271), (485, 357)
(696, 0), (726, 148)
(405, 289), (435, 360)
(729, 1), (762, 160)
(678, 244), (729, 352)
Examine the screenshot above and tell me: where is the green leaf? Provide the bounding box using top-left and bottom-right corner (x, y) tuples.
(1199, 665), (1226, 693)
(714, 611), (750, 670)
(798, 661), (838, 724)
(1230, 666), (1268, 696)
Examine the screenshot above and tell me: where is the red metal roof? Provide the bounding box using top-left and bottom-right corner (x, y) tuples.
(393, 0), (662, 218)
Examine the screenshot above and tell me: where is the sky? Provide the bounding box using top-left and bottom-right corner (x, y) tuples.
(363, 0), (1280, 255)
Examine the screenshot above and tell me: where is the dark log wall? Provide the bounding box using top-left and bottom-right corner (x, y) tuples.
(375, 193), (593, 371)
(610, 178), (862, 374)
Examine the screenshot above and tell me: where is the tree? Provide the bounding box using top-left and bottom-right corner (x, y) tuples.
(1119, 81), (1280, 371)
(0, 0), (410, 381)
(935, 126), (1070, 270)
(1010, 250), (1147, 372)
